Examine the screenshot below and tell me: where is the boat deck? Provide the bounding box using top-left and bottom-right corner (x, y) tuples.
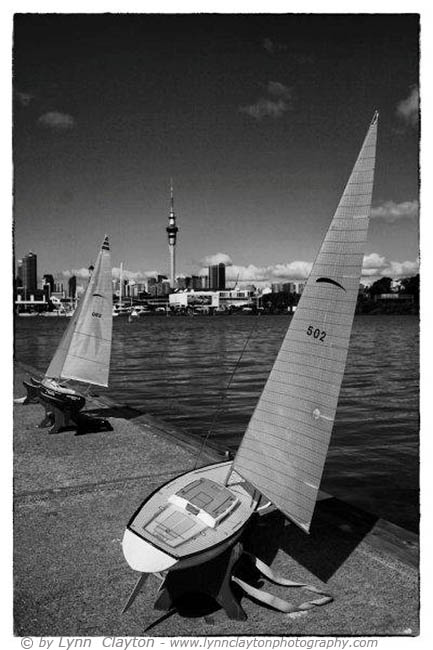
(128, 462), (259, 559)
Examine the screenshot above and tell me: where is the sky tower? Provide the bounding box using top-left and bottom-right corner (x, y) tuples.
(166, 180), (179, 288)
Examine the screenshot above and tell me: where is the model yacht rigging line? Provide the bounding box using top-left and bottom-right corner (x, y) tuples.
(122, 112), (378, 598)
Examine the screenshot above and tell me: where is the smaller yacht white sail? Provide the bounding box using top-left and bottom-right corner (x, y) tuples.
(39, 235), (113, 407)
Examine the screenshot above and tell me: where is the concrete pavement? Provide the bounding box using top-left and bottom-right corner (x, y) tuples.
(13, 362), (419, 637)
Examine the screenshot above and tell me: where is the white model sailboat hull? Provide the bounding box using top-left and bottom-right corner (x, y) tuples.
(122, 461), (259, 573)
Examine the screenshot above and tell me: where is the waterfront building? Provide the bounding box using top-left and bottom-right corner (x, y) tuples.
(191, 275), (202, 290)
(147, 277), (157, 292)
(130, 283), (141, 298)
(169, 287), (255, 310)
(43, 274), (55, 298)
(135, 282), (147, 297)
(169, 290), (218, 310)
(15, 291), (47, 313)
(68, 276), (77, 299)
(124, 280), (132, 298)
(208, 263), (226, 290)
(22, 251), (37, 297)
(166, 181), (179, 289)
(218, 288), (255, 309)
(200, 274), (209, 290)
(16, 259), (23, 287)
(160, 279), (171, 296)
(375, 293), (414, 304)
(282, 282), (296, 294)
(271, 281), (304, 294)
(176, 276), (188, 290)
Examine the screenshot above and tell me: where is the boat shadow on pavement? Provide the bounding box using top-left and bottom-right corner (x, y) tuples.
(244, 503), (378, 583)
(144, 503), (378, 624)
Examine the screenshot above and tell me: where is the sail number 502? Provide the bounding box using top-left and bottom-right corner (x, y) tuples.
(307, 325), (326, 342)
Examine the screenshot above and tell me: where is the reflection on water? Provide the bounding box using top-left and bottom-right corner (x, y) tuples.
(14, 314), (419, 532)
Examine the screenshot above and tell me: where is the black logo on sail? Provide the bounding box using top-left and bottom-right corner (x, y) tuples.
(316, 277), (346, 291)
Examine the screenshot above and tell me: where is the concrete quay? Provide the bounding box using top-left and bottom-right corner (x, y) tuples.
(13, 362), (419, 637)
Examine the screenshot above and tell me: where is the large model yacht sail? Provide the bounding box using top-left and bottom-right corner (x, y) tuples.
(122, 112), (378, 576)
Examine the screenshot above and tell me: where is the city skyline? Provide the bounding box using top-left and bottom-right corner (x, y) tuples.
(13, 14), (419, 287)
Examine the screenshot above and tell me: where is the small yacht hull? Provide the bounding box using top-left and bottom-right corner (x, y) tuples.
(39, 381), (86, 412)
(122, 461), (259, 574)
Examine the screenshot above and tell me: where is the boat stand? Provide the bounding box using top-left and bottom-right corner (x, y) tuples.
(22, 378), (42, 404)
(123, 542), (247, 621)
(38, 393), (112, 435)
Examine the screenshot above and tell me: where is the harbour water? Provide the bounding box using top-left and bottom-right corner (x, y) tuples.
(14, 313), (419, 532)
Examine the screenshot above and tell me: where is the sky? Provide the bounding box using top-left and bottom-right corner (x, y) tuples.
(12, 13), (420, 287)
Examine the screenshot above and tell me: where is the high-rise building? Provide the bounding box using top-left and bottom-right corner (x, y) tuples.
(22, 252), (37, 297)
(166, 181), (179, 289)
(160, 279), (171, 296)
(208, 263), (225, 290)
(68, 275), (77, 299)
(148, 283), (158, 297)
(43, 274), (55, 299)
(16, 259), (23, 287)
(176, 276), (187, 290)
(282, 282), (296, 294)
(147, 277), (157, 292)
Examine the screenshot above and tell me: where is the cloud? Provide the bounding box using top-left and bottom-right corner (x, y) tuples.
(16, 90), (33, 106)
(111, 267), (158, 282)
(69, 267), (93, 279)
(361, 253), (388, 276)
(270, 261), (312, 279)
(267, 81), (291, 99)
(240, 98), (289, 120)
(230, 261), (312, 285)
(262, 38), (313, 63)
(201, 253), (233, 266)
(240, 81), (292, 120)
(38, 111), (75, 130)
(396, 86), (419, 126)
(226, 265), (269, 283)
(198, 260), (313, 285)
(62, 267), (158, 282)
(362, 253), (419, 279)
(263, 38), (276, 53)
(371, 200), (419, 222)
(262, 38), (288, 54)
